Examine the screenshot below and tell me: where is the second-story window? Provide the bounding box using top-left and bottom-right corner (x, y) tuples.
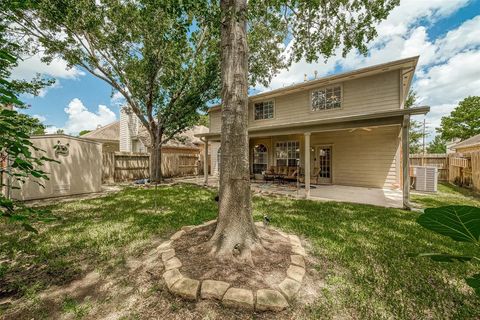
(254, 100), (274, 120)
(311, 85), (342, 111)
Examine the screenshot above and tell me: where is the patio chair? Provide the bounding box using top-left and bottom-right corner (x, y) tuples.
(312, 167), (321, 184)
(298, 167), (321, 184)
(264, 166), (276, 182)
(278, 166), (288, 176)
(284, 167), (298, 183)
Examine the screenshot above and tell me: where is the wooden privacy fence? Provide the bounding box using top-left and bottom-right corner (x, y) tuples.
(102, 151), (201, 183)
(410, 154), (448, 181)
(472, 152), (480, 192)
(410, 152), (480, 192)
(449, 152), (480, 192)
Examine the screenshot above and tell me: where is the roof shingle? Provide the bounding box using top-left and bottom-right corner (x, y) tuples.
(82, 121), (119, 142)
(453, 133), (480, 150)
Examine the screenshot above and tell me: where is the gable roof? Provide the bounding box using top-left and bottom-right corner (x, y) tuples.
(137, 125), (208, 150)
(82, 121), (120, 142)
(453, 133), (480, 150)
(208, 56), (419, 112)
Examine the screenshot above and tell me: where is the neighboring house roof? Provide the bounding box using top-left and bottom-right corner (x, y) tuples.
(453, 133), (480, 150)
(82, 121), (120, 143)
(207, 56), (419, 112)
(137, 125), (208, 150)
(181, 125), (209, 145)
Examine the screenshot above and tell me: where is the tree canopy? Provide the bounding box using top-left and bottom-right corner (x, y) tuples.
(427, 135), (447, 154)
(405, 92), (426, 154)
(2, 0), (223, 181)
(409, 120), (424, 154)
(0, 12), (55, 232)
(437, 96), (480, 141)
(78, 130), (91, 136)
(2, 0), (401, 248)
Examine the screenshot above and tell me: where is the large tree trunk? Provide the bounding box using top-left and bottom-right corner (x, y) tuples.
(150, 133), (163, 183)
(209, 0), (262, 265)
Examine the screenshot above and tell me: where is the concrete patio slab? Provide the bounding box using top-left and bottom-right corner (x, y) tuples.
(174, 176), (402, 208)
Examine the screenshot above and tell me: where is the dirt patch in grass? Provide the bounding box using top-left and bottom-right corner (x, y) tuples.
(4, 184), (478, 319)
(174, 224), (292, 290)
(1, 234), (323, 320)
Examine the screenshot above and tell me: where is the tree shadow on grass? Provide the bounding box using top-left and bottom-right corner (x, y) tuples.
(0, 185), (217, 302)
(252, 196), (480, 319)
(1, 185), (479, 320)
(412, 182), (480, 208)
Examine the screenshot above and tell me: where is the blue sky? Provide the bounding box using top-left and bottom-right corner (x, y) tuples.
(13, 0), (480, 140)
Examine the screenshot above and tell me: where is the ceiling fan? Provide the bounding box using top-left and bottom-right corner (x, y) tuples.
(349, 127), (373, 133)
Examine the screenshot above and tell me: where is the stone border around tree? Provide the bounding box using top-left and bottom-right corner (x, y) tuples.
(159, 219), (306, 312)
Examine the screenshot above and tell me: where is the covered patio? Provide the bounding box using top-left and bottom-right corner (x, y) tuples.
(174, 175), (403, 208)
(197, 107), (430, 209)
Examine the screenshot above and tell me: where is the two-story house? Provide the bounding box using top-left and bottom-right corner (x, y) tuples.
(196, 56), (429, 208)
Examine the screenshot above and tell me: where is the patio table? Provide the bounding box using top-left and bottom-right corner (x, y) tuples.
(274, 174), (286, 184)
(263, 174), (275, 182)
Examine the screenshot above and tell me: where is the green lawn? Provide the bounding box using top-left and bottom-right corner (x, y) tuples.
(0, 183), (479, 319)
(412, 182), (480, 207)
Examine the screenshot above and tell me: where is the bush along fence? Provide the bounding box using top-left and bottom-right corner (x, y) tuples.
(102, 149), (202, 183)
(409, 152), (480, 192)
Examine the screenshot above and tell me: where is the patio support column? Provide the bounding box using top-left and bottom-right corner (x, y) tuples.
(304, 132), (311, 198)
(203, 138), (209, 185)
(402, 115), (411, 210)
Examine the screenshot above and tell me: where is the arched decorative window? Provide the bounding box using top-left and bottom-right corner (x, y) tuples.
(253, 144), (268, 174)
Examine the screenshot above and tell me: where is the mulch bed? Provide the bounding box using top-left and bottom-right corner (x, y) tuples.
(173, 224), (292, 291)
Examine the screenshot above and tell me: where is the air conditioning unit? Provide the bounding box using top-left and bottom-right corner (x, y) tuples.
(413, 166), (438, 192)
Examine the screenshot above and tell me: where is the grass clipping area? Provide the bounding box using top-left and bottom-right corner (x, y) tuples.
(0, 183), (479, 319)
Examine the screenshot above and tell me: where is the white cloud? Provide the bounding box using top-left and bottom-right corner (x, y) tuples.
(32, 114), (46, 122)
(375, 0), (470, 37)
(54, 98), (117, 135)
(264, 43), (340, 91)
(10, 50), (84, 98)
(434, 15), (480, 61)
(11, 53), (84, 81)
(31, 80), (62, 98)
(45, 125), (61, 134)
(110, 91), (126, 106)
(416, 50), (480, 106)
(268, 1), (478, 141)
(268, 0), (470, 89)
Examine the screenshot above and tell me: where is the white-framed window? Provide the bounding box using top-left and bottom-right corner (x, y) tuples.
(311, 85), (342, 111)
(252, 144), (268, 174)
(275, 141), (299, 167)
(254, 100), (274, 120)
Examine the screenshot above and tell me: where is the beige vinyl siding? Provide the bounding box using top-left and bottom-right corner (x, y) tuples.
(209, 109), (222, 132)
(209, 142), (221, 175)
(310, 126), (400, 188)
(249, 70), (400, 128)
(249, 125), (400, 189)
(209, 70), (400, 133)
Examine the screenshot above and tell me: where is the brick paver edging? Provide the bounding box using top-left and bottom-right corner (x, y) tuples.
(159, 220), (306, 312)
